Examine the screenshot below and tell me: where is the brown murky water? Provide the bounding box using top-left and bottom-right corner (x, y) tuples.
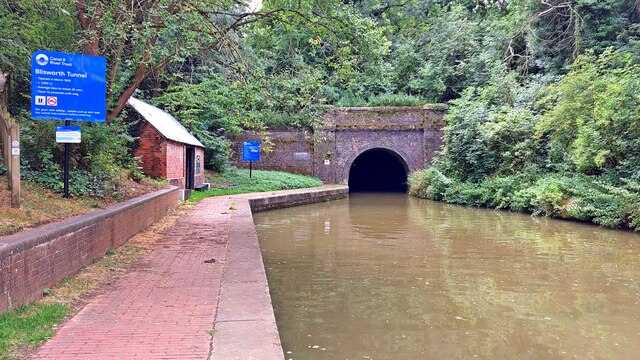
(253, 193), (640, 360)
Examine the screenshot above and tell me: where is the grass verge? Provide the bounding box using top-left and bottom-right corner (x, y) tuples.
(0, 303), (67, 359)
(188, 168), (323, 202)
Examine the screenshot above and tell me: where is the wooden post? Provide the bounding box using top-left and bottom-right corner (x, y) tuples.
(0, 114), (6, 162)
(0, 72), (20, 208)
(9, 124), (19, 207)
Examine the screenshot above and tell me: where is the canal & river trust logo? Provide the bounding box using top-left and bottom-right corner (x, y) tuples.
(35, 53), (49, 66)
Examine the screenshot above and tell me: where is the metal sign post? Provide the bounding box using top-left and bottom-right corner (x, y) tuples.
(31, 50), (106, 198)
(242, 141), (261, 179)
(63, 121), (71, 198)
(56, 124), (82, 198)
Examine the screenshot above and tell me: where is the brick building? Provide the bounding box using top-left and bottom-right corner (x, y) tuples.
(128, 97), (205, 190)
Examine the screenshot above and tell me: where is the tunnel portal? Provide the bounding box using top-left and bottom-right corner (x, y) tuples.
(348, 148), (408, 192)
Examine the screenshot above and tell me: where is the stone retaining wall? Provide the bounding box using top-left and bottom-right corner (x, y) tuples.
(249, 186), (349, 212)
(0, 187), (179, 313)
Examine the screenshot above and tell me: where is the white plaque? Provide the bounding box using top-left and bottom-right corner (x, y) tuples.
(56, 126), (82, 143)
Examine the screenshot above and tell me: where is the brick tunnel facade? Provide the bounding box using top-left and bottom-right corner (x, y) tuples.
(231, 105), (446, 187)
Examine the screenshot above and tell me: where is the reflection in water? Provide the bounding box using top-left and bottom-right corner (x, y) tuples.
(253, 193), (640, 360)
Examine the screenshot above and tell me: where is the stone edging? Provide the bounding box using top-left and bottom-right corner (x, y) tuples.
(211, 186), (349, 359)
(248, 186), (349, 212)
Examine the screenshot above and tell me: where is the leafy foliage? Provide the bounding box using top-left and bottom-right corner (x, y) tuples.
(19, 115), (137, 198)
(366, 93), (425, 106)
(538, 50), (640, 178)
(410, 171), (640, 231)
(3, 0), (640, 217)
(410, 48), (640, 230)
(0, 1), (76, 112)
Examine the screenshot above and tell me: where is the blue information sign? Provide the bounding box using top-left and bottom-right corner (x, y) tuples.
(242, 141), (261, 161)
(31, 50), (106, 122)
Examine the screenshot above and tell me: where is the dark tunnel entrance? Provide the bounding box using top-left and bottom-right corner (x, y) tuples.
(348, 148), (408, 192)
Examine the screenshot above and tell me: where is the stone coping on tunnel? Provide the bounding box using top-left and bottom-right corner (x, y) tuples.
(328, 104), (448, 112)
(211, 185), (349, 359)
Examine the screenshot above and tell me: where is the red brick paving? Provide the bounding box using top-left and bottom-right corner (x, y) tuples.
(33, 186), (347, 360)
(34, 197), (231, 360)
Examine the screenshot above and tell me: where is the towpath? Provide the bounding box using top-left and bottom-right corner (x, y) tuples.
(33, 186), (347, 359)
(33, 192), (282, 359)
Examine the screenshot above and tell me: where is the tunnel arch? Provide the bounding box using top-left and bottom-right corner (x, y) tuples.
(346, 147), (410, 192)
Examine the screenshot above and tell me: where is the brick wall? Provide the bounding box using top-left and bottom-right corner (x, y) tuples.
(0, 187), (179, 314)
(249, 186), (349, 212)
(230, 106), (446, 184)
(231, 130), (315, 176)
(195, 147), (205, 187)
(166, 141), (185, 188)
(135, 124), (167, 179)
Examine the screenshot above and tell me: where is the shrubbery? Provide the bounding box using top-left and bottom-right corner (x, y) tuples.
(410, 49), (640, 231)
(410, 171), (640, 231)
(19, 116), (139, 198)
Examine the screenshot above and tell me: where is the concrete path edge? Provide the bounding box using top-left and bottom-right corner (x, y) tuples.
(210, 185), (349, 360)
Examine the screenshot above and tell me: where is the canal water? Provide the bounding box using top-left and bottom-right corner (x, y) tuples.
(253, 193), (640, 359)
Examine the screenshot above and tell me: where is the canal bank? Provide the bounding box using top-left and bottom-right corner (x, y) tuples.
(33, 185), (348, 360)
(210, 186), (348, 359)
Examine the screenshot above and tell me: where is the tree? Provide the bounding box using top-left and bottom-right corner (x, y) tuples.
(73, 0), (392, 122)
(0, 1), (76, 112)
(505, 0), (640, 74)
(74, 0), (262, 121)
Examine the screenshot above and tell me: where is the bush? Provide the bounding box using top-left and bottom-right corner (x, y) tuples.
(19, 116), (138, 199)
(443, 180), (489, 206)
(408, 167), (451, 201)
(538, 49), (640, 177)
(336, 92), (368, 107)
(367, 93), (425, 106)
(479, 175), (533, 209)
(409, 170), (640, 230)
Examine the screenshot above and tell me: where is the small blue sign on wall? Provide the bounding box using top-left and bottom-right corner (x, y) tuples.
(31, 50), (107, 122)
(242, 141), (261, 161)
